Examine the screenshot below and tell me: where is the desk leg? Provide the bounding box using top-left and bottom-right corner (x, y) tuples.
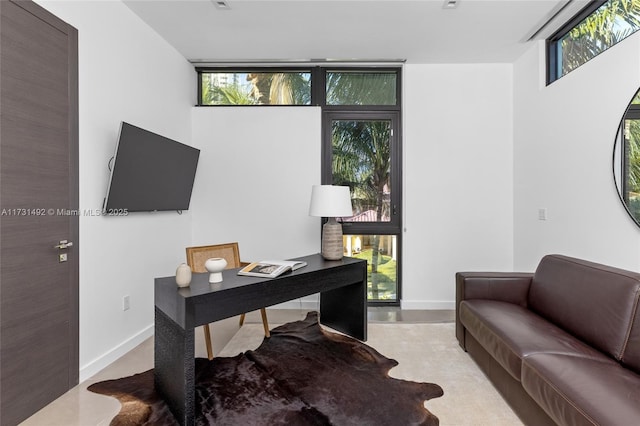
(320, 268), (367, 341)
(154, 308), (195, 426)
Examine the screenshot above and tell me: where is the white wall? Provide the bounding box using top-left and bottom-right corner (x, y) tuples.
(36, 0), (195, 381)
(190, 107), (322, 307)
(402, 64), (515, 309)
(513, 35), (640, 272)
(190, 107), (321, 259)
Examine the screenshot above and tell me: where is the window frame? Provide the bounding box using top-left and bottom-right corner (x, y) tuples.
(322, 110), (403, 306)
(321, 110), (402, 235)
(320, 67), (402, 305)
(194, 65), (403, 305)
(195, 66), (402, 108)
(547, 0), (608, 84)
(323, 68), (401, 108)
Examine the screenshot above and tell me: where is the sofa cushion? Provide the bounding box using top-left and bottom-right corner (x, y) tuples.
(528, 255), (640, 361)
(459, 300), (610, 381)
(522, 353), (640, 426)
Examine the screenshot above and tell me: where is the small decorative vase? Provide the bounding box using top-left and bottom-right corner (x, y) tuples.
(205, 257), (227, 283)
(175, 263), (192, 288)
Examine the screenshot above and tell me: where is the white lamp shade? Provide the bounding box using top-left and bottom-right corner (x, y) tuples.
(309, 185), (353, 217)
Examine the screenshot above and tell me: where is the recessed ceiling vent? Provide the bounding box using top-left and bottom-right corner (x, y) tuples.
(443, 0), (458, 9)
(211, 0), (231, 10)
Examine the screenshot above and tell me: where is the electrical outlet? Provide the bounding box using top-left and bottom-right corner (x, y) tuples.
(123, 295), (130, 311)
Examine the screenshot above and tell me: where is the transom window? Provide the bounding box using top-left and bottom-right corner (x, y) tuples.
(196, 67), (399, 107)
(548, 0), (640, 84)
(325, 71), (397, 106)
(199, 71), (311, 105)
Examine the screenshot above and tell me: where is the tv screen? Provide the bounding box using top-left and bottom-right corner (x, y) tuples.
(103, 122), (200, 213)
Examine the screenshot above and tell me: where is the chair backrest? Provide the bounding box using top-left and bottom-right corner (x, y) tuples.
(185, 242), (241, 273)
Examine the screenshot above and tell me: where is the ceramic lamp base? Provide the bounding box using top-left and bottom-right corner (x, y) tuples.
(321, 218), (344, 260)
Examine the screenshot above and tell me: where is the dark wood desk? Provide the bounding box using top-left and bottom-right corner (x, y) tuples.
(154, 253), (368, 425)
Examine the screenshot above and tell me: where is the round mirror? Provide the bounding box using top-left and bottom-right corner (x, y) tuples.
(613, 89), (640, 227)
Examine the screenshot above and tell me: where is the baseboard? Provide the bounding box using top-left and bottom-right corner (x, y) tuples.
(400, 300), (455, 310)
(79, 324), (154, 383)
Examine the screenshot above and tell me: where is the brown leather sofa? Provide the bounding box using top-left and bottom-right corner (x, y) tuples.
(456, 254), (640, 426)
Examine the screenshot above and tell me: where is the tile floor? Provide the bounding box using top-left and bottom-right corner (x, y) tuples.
(20, 308), (454, 425)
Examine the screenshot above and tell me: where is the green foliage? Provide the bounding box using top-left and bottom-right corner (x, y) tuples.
(332, 120), (391, 217)
(626, 119), (640, 193)
(326, 72), (396, 105)
(329, 73), (396, 300)
(200, 72), (310, 105)
(269, 73), (311, 105)
(628, 196), (640, 222)
(201, 74), (256, 105)
(561, 0), (640, 75)
(351, 249), (397, 300)
(213, 85), (257, 105)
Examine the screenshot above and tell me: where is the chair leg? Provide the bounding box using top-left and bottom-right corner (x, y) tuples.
(204, 324), (214, 360)
(239, 313), (246, 327)
(260, 308), (270, 338)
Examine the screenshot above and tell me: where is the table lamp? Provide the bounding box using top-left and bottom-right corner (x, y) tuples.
(309, 185), (353, 260)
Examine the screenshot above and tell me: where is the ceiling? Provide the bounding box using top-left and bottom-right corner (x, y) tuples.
(123, 0), (590, 65)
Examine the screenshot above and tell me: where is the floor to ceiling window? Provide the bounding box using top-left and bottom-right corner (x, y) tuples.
(321, 70), (402, 304)
(196, 66), (403, 304)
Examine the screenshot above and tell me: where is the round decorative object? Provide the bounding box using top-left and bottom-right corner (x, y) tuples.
(175, 263), (192, 288)
(614, 86), (640, 228)
(205, 257), (227, 283)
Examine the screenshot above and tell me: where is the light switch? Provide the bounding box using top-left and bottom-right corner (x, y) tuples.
(538, 208), (547, 221)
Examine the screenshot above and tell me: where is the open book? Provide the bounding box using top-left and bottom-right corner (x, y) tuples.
(237, 260), (308, 278)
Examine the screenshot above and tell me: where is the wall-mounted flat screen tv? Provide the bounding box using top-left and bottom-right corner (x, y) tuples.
(103, 122), (200, 213)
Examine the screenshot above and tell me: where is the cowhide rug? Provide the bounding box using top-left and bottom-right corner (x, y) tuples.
(88, 312), (443, 426)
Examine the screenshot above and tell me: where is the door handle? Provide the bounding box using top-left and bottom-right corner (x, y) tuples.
(54, 240), (73, 250)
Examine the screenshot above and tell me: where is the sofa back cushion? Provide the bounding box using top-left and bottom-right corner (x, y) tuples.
(528, 255), (640, 361)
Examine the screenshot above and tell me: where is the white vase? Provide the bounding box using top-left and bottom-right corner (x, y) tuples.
(175, 263), (192, 287)
(205, 257), (227, 283)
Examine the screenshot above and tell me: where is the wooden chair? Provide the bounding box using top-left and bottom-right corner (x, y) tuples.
(185, 242), (270, 360)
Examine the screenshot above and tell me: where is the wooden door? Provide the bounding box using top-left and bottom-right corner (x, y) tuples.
(0, 1), (79, 424)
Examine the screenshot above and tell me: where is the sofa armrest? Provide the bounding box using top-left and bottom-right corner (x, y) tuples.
(456, 272), (533, 305)
(455, 272), (533, 349)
